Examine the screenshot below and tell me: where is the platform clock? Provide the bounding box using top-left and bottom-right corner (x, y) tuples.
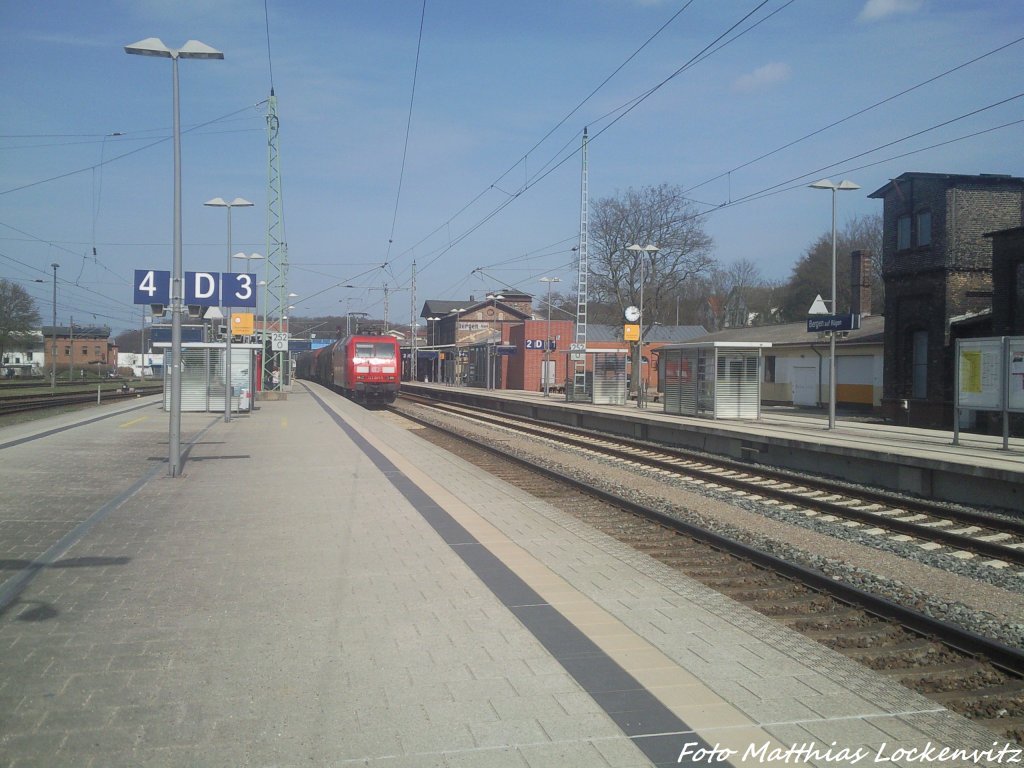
(624, 305), (641, 322)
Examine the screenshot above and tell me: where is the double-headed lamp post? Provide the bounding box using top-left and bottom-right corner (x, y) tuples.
(449, 308), (466, 385)
(808, 179), (860, 430)
(204, 197), (253, 423)
(539, 277), (560, 396)
(627, 244), (658, 406)
(126, 37), (223, 477)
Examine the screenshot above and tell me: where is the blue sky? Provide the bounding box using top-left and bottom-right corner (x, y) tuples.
(2, 0), (1022, 334)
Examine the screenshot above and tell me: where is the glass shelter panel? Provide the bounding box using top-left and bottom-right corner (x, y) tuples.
(592, 353), (626, 405)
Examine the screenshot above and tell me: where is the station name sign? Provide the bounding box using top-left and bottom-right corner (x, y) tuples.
(806, 314), (861, 333)
(133, 269), (257, 308)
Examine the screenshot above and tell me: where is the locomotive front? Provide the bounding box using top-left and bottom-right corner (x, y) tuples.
(342, 336), (400, 403)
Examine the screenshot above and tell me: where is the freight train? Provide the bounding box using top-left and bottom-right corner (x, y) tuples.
(296, 334), (400, 404)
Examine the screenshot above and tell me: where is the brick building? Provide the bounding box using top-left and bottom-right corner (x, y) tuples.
(39, 325), (117, 378)
(868, 172), (1024, 425)
(987, 226), (1024, 336)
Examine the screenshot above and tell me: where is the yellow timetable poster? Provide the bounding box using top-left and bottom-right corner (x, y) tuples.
(960, 350), (982, 393)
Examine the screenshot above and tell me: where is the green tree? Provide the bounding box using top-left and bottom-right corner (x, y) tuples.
(0, 279), (41, 365)
(778, 213), (882, 321)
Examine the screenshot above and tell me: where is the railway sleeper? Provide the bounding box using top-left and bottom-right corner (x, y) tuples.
(743, 595), (834, 616)
(803, 622), (903, 643)
(693, 574), (779, 587)
(718, 585), (811, 601)
(877, 660), (991, 683)
(930, 682), (1024, 707)
(840, 638), (944, 663)
(771, 609), (884, 632)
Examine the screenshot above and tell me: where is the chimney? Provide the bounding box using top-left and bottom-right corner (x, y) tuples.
(850, 250), (872, 317)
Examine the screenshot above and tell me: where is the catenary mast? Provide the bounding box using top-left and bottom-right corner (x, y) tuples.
(262, 88), (289, 390)
(571, 127), (589, 399)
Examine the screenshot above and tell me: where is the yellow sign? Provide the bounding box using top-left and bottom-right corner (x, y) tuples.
(960, 350), (982, 393)
(231, 313), (255, 335)
(623, 324), (640, 341)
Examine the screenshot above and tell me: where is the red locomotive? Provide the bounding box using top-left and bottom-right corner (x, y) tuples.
(307, 334), (400, 403)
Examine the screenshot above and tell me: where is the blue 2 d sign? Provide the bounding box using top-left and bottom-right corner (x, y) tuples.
(133, 270), (257, 307)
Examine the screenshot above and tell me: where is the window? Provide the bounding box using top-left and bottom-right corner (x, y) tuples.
(916, 210), (931, 247)
(81, 346), (88, 356)
(897, 215), (912, 250)
(763, 355), (776, 383)
(354, 342), (395, 359)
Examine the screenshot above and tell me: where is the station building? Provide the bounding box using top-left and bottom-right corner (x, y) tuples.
(869, 172), (1024, 426)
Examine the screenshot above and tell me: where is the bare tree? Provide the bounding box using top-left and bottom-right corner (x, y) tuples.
(590, 184), (715, 333)
(0, 279), (41, 364)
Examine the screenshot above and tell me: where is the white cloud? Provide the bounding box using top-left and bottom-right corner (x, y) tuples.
(732, 62), (791, 93)
(858, 0), (924, 22)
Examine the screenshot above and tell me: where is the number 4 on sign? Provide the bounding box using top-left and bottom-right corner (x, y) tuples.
(133, 269), (170, 305)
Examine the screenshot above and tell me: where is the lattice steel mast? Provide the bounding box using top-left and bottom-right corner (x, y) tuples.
(262, 88), (289, 390)
(571, 127), (589, 398)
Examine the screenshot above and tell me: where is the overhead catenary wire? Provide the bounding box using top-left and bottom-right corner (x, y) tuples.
(395, 21), (1021, 301)
(385, 0), (428, 264)
(0, 103), (267, 197)
(385, 0), (784, 291)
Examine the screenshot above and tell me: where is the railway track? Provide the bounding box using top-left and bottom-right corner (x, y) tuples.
(400, 393), (1024, 571)
(390, 395), (1024, 742)
(0, 386), (162, 417)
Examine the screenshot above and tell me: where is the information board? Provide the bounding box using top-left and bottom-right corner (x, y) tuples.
(956, 338), (1003, 410)
(1009, 339), (1024, 413)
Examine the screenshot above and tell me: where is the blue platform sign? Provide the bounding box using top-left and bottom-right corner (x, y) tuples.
(807, 314), (861, 333)
(149, 324), (205, 343)
(132, 269), (256, 307)
(221, 272), (257, 307)
(133, 270), (170, 305)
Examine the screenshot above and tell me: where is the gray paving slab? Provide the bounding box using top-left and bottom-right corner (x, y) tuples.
(0, 386), (1017, 768)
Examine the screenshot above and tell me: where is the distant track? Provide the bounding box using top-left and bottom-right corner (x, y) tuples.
(0, 387), (163, 417)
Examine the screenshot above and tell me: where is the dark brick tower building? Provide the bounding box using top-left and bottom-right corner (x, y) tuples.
(868, 172), (1024, 426)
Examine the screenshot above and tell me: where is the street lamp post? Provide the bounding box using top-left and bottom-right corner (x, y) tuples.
(427, 316), (440, 382)
(627, 244), (658, 406)
(126, 37), (223, 477)
(539, 278), (560, 396)
(449, 308), (465, 385)
(809, 179), (860, 430)
(205, 197), (253, 423)
(50, 263), (58, 393)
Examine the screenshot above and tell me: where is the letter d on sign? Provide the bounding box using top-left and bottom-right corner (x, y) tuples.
(195, 272), (217, 299)
(184, 271), (220, 305)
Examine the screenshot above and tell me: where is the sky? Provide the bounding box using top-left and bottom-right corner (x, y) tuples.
(2, 0), (1023, 336)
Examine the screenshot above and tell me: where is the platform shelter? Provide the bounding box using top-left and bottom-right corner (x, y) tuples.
(658, 341), (772, 419)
